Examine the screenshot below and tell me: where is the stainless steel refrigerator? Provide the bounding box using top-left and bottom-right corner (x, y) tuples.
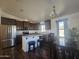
(0, 25), (16, 49)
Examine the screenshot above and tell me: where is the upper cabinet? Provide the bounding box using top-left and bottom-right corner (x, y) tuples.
(1, 17), (39, 30)
(29, 23), (39, 30)
(16, 21), (24, 30)
(1, 17), (16, 25)
(45, 20), (51, 30)
(23, 21), (29, 30)
(16, 21), (39, 30)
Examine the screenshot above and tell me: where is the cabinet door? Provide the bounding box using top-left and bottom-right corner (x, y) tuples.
(45, 20), (51, 30)
(23, 21), (29, 30)
(16, 21), (24, 30)
(1, 17), (16, 25)
(29, 23), (39, 30)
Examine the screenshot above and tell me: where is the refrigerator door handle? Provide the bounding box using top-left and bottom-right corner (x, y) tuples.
(1, 39), (11, 42)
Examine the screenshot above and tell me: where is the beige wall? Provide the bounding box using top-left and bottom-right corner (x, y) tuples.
(0, 8), (26, 24)
(68, 13), (79, 30)
(51, 12), (79, 36)
(1, 10), (24, 21)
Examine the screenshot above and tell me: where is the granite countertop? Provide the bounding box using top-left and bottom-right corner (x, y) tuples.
(23, 33), (43, 37)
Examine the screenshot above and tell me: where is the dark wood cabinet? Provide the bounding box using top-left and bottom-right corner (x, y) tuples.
(1, 17), (39, 30)
(29, 23), (39, 30)
(16, 21), (39, 30)
(1, 17), (16, 25)
(23, 21), (29, 30)
(33, 23), (39, 30)
(16, 21), (24, 30)
(45, 20), (51, 30)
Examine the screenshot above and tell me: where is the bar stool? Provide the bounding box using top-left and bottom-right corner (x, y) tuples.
(28, 41), (35, 52)
(37, 40), (42, 48)
(37, 40), (40, 47)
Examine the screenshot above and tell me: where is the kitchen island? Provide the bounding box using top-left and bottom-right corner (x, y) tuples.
(22, 34), (42, 52)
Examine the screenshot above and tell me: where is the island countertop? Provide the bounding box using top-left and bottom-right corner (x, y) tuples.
(22, 34), (42, 52)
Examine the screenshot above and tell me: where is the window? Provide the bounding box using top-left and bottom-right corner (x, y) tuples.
(40, 22), (46, 32)
(58, 21), (65, 46)
(41, 24), (45, 32)
(57, 20), (67, 46)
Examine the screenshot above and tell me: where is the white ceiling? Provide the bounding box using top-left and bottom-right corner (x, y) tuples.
(0, 0), (79, 21)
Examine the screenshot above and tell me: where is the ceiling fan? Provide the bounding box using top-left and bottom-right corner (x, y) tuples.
(50, 5), (58, 19)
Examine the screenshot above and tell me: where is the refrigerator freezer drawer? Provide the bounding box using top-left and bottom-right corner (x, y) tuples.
(0, 39), (14, 49)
